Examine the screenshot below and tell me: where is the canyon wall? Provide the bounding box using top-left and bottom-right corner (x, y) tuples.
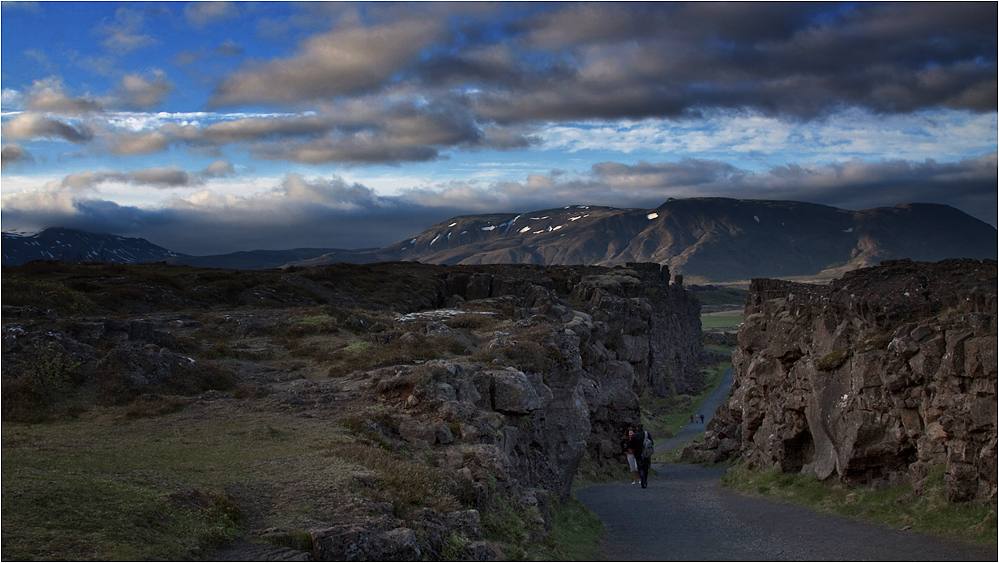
(394, 263), (703, 499)
(690, 259), (997, 503)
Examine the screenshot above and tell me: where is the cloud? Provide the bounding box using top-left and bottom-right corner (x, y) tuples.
(2, 113), (94, 143)
(96, 6), (158, 55)
(211, 18), (446, 105)
(578, 153), (999, 225)
(215, 39), (244, 58)
(58, 167), (199, 190)
(129, 168), (195, 187)
(108, 100), (503, 165)
(459, 2), (997, 121)
(1, 144), (34, 168)
(117, 71), (174, 109)
(201, 160), (235, 178)
(2, 88), (26, 109)
(104, 131), (171, 155)
(196, 115), (334, 143)
(245, 103), (484, 164)
(184, 1), (239, 28)
(24, 48), (56, 72)
(25, 77), (104, 114)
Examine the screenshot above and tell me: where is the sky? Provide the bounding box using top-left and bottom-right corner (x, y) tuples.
(1, 1), (996, 256)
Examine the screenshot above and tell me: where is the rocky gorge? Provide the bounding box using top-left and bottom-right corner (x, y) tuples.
(688, 259), (997, 505)
(2, 260), (702, 560)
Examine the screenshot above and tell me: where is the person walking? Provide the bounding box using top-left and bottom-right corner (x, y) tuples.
(628, 424), (654, 488)
(622, 429), (640, 484)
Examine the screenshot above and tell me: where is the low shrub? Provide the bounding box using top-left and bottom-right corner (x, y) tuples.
(261, 530), (314, 552)
(167, 489), (244, 549)
(1, 277), (96, 315)
(445, 313), (501, 331)
(1, 342), (82, 422)
(440, 532), (471, 561)
(122, 394), (193, 419)
(325, 439), (462, 515)
(233, 385), (270, 400)
(90, 355), (237, 406)
(327, 335), (468, 378)
(163, 361), (238, 396)
(815, 348), (849, 371)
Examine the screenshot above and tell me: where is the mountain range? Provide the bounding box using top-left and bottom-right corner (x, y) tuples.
(3, 198), (996, 282)
(2, 228), (182, 266)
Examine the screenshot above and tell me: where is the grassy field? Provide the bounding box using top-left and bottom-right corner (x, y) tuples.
(1, 403), (368, 560)
(3, 393), (604, 561)
(700, 309), (744, 329)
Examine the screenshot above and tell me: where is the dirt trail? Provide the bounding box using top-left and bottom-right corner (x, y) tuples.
(577, 367), (996, 561)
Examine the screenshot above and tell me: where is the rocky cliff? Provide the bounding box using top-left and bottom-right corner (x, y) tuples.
(357, 263), (702, 501)
(2, 260), (702, 560)
(689, 259), (997, 504)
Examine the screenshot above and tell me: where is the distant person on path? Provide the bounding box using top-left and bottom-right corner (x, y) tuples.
(628, 423), (654, 488)
(690, 414), (695, 424)
(622, 429), (640, 484)
(699, 414), (705, 424)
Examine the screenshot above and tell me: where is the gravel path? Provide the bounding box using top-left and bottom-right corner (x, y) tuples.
(576, 366), (996, 561)
(576, 463), (995, 561)
(656, 366), (735, 454)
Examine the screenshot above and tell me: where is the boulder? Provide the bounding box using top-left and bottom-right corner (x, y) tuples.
(490, 370), (550, 414)
(312, 522), (421, 561)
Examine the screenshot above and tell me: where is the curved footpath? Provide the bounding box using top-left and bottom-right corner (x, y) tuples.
(576, 368), (996, 561)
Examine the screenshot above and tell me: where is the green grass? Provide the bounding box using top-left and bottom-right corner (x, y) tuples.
(2, 475), (241, 561)
(721, 463), (997, 548)
(1, 408), (363, 560)
(700, 313), (744, 329)
(546, 496), (604, 560)
(475, 487), (604, 561)
(642, 359), (731, 441)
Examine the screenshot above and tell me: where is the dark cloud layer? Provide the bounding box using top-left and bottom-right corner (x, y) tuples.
(5, 3), (993, 166)
(2, 113), (95, 143)
(464, 2), (997, 122)
(207, 2), (995, 121)
(1, 144), (34, 168)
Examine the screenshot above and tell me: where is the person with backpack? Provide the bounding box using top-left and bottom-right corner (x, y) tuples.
(627, 423), (654, 488)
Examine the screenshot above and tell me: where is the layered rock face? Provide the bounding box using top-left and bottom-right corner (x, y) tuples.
(691, 259), (997, 503)
(393, 263), (702, 501)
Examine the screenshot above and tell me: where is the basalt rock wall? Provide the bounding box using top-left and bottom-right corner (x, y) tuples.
(691, 259), (997, 503)
(404, 262), (703, 499)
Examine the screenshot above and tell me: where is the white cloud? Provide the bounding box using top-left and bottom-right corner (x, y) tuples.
(538, 108), (998, 169)
(117, 71), (174, 109)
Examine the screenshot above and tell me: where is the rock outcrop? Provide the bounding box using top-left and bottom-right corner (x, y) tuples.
(368, 263), (701, 502)
(689, 259), (997, 503)
(2, 260), (703, 560)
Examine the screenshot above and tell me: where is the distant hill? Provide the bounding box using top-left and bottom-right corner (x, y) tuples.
(2, 228), (182, 266)
(0, 228), (360, 270)
(289, 198), (998, 281)
(5, 198), (996, 282)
